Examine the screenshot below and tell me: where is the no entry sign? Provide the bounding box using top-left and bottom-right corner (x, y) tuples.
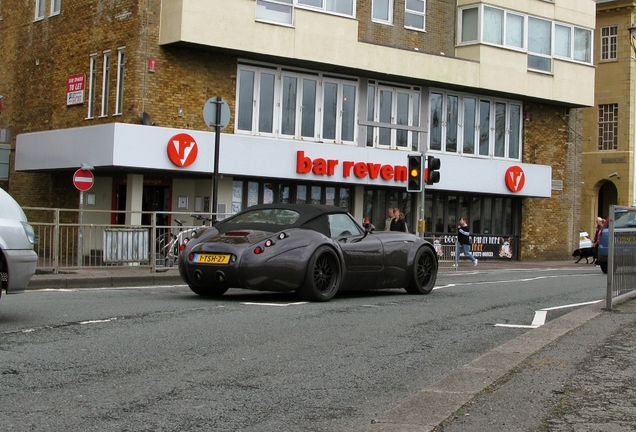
(73, 169), (94, 191)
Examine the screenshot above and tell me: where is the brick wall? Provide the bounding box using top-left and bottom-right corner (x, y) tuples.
(520, 102), (581, 260)
(357, 0), (455, 56)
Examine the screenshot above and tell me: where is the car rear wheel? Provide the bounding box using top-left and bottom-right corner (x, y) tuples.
(188, 285), (229, 297)
(297, 246), (341, 302)
(405, 247), (437, 295)
(600, 262), (608, 274)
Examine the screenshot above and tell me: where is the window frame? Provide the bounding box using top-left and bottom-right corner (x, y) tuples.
(114, 48), (126, 116)
(367, 82), (421, 151)
(371, 0), (392, 24)
(35, 0), (45, 20)
(428, 89), (523, 161)
(600, 25), (618, 62)
(255, 0), (294, 26)
(296, 0), (356, 18)
(235, 63), (359, 144)
(86, 54), (98, 119)
(404, 0), (426, 32)
(51, 0), (61, 15)
(457, 4), (593, 72)
(598, 103), (618, 151)
(100, 51), (111, 118)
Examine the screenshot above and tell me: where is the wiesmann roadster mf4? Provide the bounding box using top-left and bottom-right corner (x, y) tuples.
(178, 204), (438, 302)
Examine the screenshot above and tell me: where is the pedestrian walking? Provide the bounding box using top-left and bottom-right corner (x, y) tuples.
(592, 216), (605, 265)
(363, 217), (375, 232)
(454, 216), (478, 267)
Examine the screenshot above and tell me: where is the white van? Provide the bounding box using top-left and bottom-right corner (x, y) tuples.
(0, 188), (37, 298)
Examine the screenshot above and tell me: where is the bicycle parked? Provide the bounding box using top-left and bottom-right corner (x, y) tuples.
(156, 214), (214, 268)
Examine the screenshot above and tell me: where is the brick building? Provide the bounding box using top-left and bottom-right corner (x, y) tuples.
(580, 0), (636, 234)
(1, 0), (595, 260)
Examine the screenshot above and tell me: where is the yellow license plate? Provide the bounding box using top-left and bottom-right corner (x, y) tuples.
(195, 254), (231, 264)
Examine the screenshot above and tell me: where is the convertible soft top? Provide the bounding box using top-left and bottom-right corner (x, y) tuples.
(214, 203), (349, 235)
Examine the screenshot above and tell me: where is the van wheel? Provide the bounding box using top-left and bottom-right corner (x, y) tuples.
(600, 262), (608, 274)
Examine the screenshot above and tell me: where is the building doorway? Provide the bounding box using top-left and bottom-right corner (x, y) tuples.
(598, 181), (618, 219)
(112, 178), (172, 226)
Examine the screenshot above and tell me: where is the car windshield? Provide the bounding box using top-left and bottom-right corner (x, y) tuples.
(614, 209), (636, 228)
(225, 208), (300, 226)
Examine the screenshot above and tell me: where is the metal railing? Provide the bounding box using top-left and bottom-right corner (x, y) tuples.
(22, 208), (221, 274)
(606, 205), (636, 309)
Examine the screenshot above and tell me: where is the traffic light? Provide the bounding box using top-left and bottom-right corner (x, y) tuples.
(406, 154), (423, 192)
(426, 156), (441, 185)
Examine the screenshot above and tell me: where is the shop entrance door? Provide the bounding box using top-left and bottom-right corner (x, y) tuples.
(112, 178), (172, 226)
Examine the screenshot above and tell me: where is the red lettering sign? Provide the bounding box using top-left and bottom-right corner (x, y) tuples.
(297, 151), (405, 183)
(505, 166), (525, 192)
(167, 133), (198, 167)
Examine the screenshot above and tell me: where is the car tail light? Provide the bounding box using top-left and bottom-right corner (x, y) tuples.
(254, 246), (264, 254)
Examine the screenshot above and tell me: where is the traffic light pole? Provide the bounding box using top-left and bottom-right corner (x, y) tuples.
(419, 150), (426, 239)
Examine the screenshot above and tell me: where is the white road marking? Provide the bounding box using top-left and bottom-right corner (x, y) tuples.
(240, 302), (308, 307)
(495, 300), (603, 329)
(79, 318), (118, 325)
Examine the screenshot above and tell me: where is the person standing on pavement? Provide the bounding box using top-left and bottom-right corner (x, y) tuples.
(592, 216), (605, 264)
(390, 208), (407, 232)
(455, 216), (478, 267)
(384, 207), (395, 231)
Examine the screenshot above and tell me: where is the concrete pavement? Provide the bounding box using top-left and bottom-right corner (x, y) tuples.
(24, 260), (635, 431)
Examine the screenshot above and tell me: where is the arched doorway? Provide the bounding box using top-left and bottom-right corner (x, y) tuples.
(598, 181), (618, 219)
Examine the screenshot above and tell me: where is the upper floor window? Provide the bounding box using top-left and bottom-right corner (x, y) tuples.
(366, 81), (420, 151)
(86, 54), (97, 119)
(429, 90), (522, 161)
(236, 64), (358, 144)
(100, 51), (111, 117)
(459, 5), (593, 73)
(115, 48), (126, 115)
(601, 26), (618, 61)
(256, 0), (293, 25)
(405, 0), (425, 31)
(35, 0), (45, 20)
(51, 0), (61, 15)
(372, 0), (392, 24)
(297, 0), (354, 17)
(598, 104), (618, 151)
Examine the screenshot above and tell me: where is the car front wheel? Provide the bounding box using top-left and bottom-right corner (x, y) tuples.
(296, 246), (341, 302)
(405, 247), (437, 295)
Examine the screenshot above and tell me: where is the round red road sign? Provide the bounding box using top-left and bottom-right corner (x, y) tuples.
(73, 169), (94, 191)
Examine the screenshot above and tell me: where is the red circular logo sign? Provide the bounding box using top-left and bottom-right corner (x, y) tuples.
(505, 166), (525, 192)
(73, 169), (94, 191)
(167, 133), (198, 167)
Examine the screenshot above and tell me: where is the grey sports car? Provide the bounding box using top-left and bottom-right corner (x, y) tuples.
(178, 203), (438, 302)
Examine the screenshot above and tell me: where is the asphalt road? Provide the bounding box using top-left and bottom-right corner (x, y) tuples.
(0, 266), (604, 431)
